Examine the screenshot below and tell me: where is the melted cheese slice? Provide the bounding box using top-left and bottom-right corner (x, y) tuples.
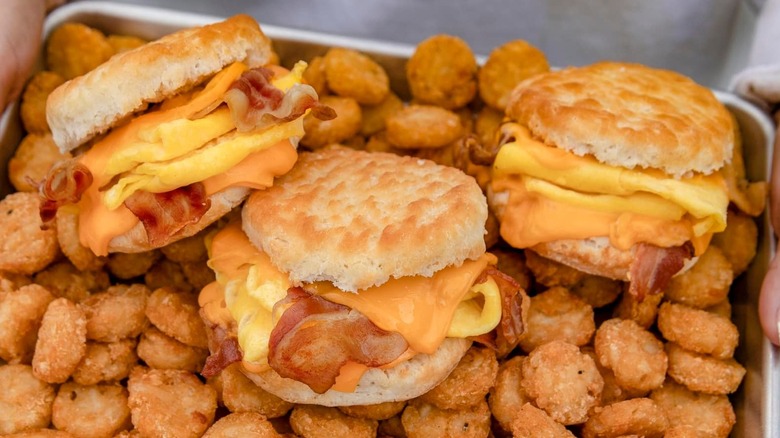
(491, 123), (728, 254)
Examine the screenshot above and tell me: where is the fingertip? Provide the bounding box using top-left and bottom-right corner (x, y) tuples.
(759, 253), (780, 346)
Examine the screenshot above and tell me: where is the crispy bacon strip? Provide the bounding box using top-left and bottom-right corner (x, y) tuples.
(38, 159), (93, 224)
(471, 267), (526, 358)
(268, 288), (408, 394)
(201, 324), (242, 378)
(124, 182), (210, 247)
(628, 242), (693, 301)
(225, 67), (335, 132)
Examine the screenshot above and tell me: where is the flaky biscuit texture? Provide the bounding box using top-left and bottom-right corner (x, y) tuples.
(507, 62), (733, 177)
(46, 14), (271, 152)
(242, 148), (487, 292)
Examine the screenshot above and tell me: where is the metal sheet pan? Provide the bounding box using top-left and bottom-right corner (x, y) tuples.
(0, 2), (776, 436)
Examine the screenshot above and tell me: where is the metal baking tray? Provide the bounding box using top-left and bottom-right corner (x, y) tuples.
(0, 2), (776, 436)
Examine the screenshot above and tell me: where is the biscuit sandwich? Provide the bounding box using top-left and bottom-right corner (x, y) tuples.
(38, 15), (331, 256)
(489, 62), (733, 299)
(199, 147), (526, 406)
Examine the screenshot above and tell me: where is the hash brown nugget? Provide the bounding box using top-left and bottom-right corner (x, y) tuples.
(0, 192), (60, 275)
(136, 327), (208, 372)
(521, 340), (603, 425)
(665, 246), (733, 308)
(72, 339), (138, 385)
(524, 249), (586, 287)
(612, 289), (664, 329)
(406, 34), (477, 109)
(569, 274), (623, 309)
(32, 298), (87, 384)
(324, 47), (389, 105)
(34, 260), (110, 302)
(55, 208), (106, 271)
(360, 91), (404, 136)
(145, 287), (208, 348)
(0, 364), (56, 434)
(1, 430), (76, 437)
(81, 284), (150, 342)
(594, 318), (667, 393)
(20, 71), (65, 134)
(106, 250), (161, 280)
(107, 34), (147, 54)
(302, 55), (329, 97)
(474, 105), (503, 151)
(338, 400), (406, 421)
(419, 346), (498, 410)
(0, 271), (32, 293)
(519, 286), (595, 353)
(290, 404), (378, 438)
(300, 95), (362, 149)
(144, 258), (193, 293)
(376, 414), (405, 437)
(581, 346), (644, 407)
(159, 231), (208, 263)
(401, 399), (491, 438)
(202, 412), (281, 438)
(510, 403), (575, 438)
(650, 379), (735, 437)
(711, 209), (758, 276)
(581, 398), (668, 438)
(180, 260), (216, 291)
(51, 382), (131, 437)
(127, 367), (217, 438)
(478, 39), (550, 111)
(0, 284), (54, 363)
(385, 104), (462, 149)
(488, 355), (532, 433)
(220, 363), (293, 418)
(665, 342), (745, 395)
(657, 301), (739, 359)
(46, 22), (114, 79)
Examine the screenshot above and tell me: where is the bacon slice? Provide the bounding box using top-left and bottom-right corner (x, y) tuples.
(628, 242), (693, 301)
(225, 67), (335, 132)
(124, 182), (211, 247)
(38, 159), (94, 224)
(268, 288), (408, 394)
(471, 268), (526, 358)
(201, 324), (242, 378)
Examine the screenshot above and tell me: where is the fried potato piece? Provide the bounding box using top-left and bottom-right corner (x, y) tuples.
(290, 404), (378, 438)
(401, 399), (491, 438)
(376, 415), (405, 438)
(107, 34), (146, 54)
(406, 34), (477, 109)
(0, 284), (54, 363)
(181, 260), (216, 291)
(569, 275), (623, 309)
(55, 208), (107, 271)
(203, 412), (281, 438)
(301, 95), (362, 149)
(657, 301), (739, 359)
(0, 364), (56, 435)
(521, 340), (603, 425)
(81, 284), (150, 342)
(20, 71), (65, 134)
(32, 298), (87, 383)
(302, 55), (329, 97)
(52, 382), (131, 438)
(705, 299), (732, 319)
(582, 398), (668, 438)
(525, 251), (622, 308)
(136, 327), (207, 372)
(511, 403), (575, 438)
(2, 429), (76, 437)
(34, 260), (110, 302)
(219, 363), (293, 418)
(159, 231), (208, 263)
(665, 246), (733, 308)
(711, 209), (758, 276)
(419, 346), (498, 410)
(478, 39), (550, 110)
(360, 91), (404, 136)
(106, 250), (161, 280)
(0, 271), (32, 293)
(145, 287), (208, 349)
(127, 367), (217, 438)
(581, 346), (644, 407)
(519, 286), (595, 353)
(46, 23), (114, 79)
(144, 258), (193, 293)
(72, 339), (138, 385)
(0, 192), (60, 275)
(665, 343), (745, 395)
(612, 289), (664, 329)
(474, 105), (504, 151)
(491, 245), (532, 290)
(650, 379), (735, 438)
(386, 104), (462, 149)
(324, 47), (389, 105)
(364, 131), (402, 155)
(488, 355), (532, 433)
(338, 400), (406, 421)
(594, 318), (667, 393)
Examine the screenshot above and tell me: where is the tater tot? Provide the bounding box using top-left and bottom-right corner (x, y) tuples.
(52, 382), (131, 438)
(386, 105), (462, 149)
(521, 340), (603, 425)
(46, 23), (114, 79)
(478, 39), (550, 111)
(181, 260), (216, 291)
(290, 404), (378, 438)
(665, 246), (733, 308)
(488, 356), (532, 433)
(711, 210), (758, 276)
(301, 95), (362, 149)
(107, 34), (146, 54)
(0, 271), (32, 293)
(106, 250), (161, 280)
(202, 412), (281, 438)
(220, 364), (293, 418)
(302, 55), (329, 97)
(72, 339), (138, 385)
(34, 260), (110, 302)
(657, 302), (739, 359)
(32, 298), (87, 383)
(650, 379), (735, 437)
(581, 398), (668, 438)
(612, 289), (664, 329)
(594, 318), (667, 393)
(127, 367), (217, 438)
(365, 131), (403, 155)
(0, 364), (56, 435)
(581, 346), (643, 407)
(0, 284), (54, 363)
(324, 47), (389, 105)
(569, 275), (623, 309)
(136, 327), (207, 372)
(338, 400), (406, 421)
(705, 299), (732, 318)
(81, 284), (149, 342)
(401, 399), (491, 438)
(419, 346), (498, 410)
(144, 258), (194, 293)
(524, 250), (586, 287)
(377, 415), (406, 437)
(360, 91), (404, 136)
(2, 429), (76, 437)
(20, 71), (65, 134)
(519, 286), (595, 353)
(145, 287), (208, 348)
(9, 133), (71, 193)
(406, 34), (477, 109)
(665, 343), (745, 395)
(0, 192), (60, 275)
(159, 231), (208, 263)
(510, 403), (575, 438)
(55, 208), (106, 271)
(474, 105), (504, 151)
(491, 245), (532, 290)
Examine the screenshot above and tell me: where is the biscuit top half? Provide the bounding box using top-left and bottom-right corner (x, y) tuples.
(242, 147), (488, 292)
(506, 62), (734, 178)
